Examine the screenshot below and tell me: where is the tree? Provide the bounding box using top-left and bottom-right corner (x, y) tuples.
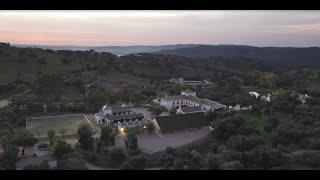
(259, 72), (279, 88)
(37, 57), (47, 66)
(221, 160), (244, 170)
(47, 129), (56, 146)
(119, 160), (135, 170)
(139, 123), (155, 134)
(149, 103), (164, 116)
(34, 74), (64, 98)
(53, 140), (73, 160)
(145, 123), (155, 134)
(87, 88), (110, 112)
(61, 58), (72, 65)
(126, 133), (139, 156)
(227, 135), (264, 161)
(207, 153), (220, 170)
(77, 123), (93, 150)
(40, 160), (50, 170)
(247, 70), (279, 88)
(2, 144), (19, 170)
(11, 130), (37, 156)
(120, 155), (146, 170)
(189, 150), (202, 169)
(100, 126), (115, 146)
(108, 148), (127, 165)
(18, 57), (27, 64)
(171, 159), (184, 170)
(214, 115), (245, 140)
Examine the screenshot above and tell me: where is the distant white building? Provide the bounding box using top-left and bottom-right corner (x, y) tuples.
(229, 104), (252, 112)
(298, 94), (310, 104)
(249, 92), (260, 99)
(202, 80), (214, 88)
(167, 77), (184, 84)
(181, 90), (196, 97)
(166, 78), (213, 89)
(160, 91), (226, 112)
(261, 93), (271, 102)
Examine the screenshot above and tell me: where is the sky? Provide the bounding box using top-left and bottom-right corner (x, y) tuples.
(1, 10), (320, 47)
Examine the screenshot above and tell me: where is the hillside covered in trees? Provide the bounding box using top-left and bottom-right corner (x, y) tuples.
(156, 44), (320, 67)
(2, 42), (320, 170)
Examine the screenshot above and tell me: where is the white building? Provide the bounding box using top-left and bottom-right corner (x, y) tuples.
(298, 94), (310, 104)
(160, 91), (226, 112)
(181, 90), (197, 97)
(249, 92), (260, 99)
(95, 104), (145, 132)
(229, 104), (252, 112)
(261, 93), (271, 102)
(167, 77), (184, 84)
(202, 80), (214, 88)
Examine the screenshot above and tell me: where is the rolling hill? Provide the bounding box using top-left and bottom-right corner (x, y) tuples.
(156, 45), (320, 67)
(13, 44), (198, 56)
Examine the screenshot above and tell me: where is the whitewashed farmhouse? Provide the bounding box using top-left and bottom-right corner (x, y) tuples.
(95, 104), (146, 133)
(160, 90), (226, 113)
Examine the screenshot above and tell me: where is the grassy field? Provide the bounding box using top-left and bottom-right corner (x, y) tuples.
(26, 114), (89, 138)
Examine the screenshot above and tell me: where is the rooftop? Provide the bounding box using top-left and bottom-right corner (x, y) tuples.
(155, 112), (208, 133)
(108, 113), (144, 121)
(112, 107), (132, 113)
(101, 105), (132, 114)
(180, 106), (203, 113)
(161, 95), (226, 109)
(184, 80), (202, 83)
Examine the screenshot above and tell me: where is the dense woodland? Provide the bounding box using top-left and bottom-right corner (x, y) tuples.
(1, 42), (320, 169)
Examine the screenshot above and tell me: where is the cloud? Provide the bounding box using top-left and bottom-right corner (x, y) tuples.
(1, 10), (320, 46)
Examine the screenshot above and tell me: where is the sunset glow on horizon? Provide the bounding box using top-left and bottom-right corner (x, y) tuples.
(1, 10), (320, 47)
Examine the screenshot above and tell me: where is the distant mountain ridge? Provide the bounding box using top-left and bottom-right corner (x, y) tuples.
(156, 45), (320, 67)
(12, 43), (320, 67)
(12, 44), (199, 56)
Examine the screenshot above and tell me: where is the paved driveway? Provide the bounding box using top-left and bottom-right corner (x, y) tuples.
(137, 128), (210, 153)
(113, 128), (210, 154)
